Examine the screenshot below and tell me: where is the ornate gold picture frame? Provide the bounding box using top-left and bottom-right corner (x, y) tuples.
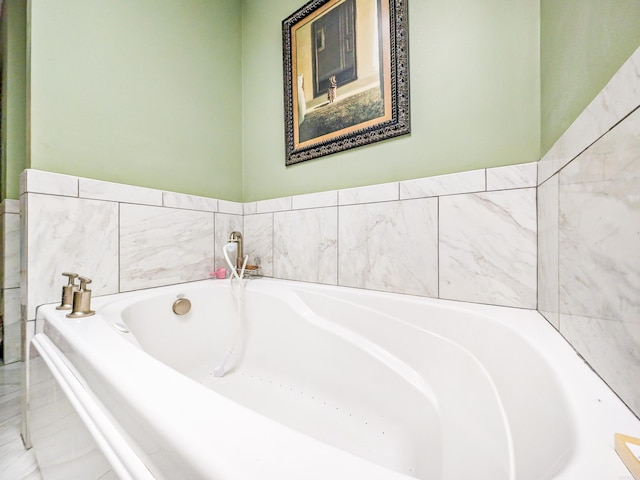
(283, 0), (410, 165)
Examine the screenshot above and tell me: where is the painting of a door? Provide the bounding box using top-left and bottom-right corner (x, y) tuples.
(311, 0), (357, 98)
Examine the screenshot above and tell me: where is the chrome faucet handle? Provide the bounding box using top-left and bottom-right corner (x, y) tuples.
(57, 272), (79, 311)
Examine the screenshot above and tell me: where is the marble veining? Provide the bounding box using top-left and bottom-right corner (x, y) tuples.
(218, 200), (244, 215)
(243, 202), (257, 215)
(79, 178), (163, 205)
(291, 190), (338, 210)
(338, 199), (438, 297)
(120, 204), (214, 291)
(244, 213), (274, 276)
(486, 163), (537, 191)
(2, 322), (22, 364)
(400, 169), (485, 200)
(2, 288), (21, 328)
(338, 182), (399, 206)
(537, 176), (559, 329)
(0, 362), (42, 479)
(20, 170), (78, 197)
(2, 211), (20, 289)
(560, 313), (640, 415)
(536, 64), (640, 417)
(440, 189), (537, 308)
(24, 194), (120, 319)
(162, 191), (218, 212)
(273, 208), (337, 284)
(1, 200), (20, 215)
(256, 197), (292, 214)
(558, 108), (640, 324)
(559, 179), (640, 324)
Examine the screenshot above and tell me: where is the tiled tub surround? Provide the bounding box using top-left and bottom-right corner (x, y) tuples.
(20, 171), (244, 352)
(20, 162), (537, 349)
(538, 46), (640, 416)
(1, 200), (21, 363)
(245, 164), (537, 307)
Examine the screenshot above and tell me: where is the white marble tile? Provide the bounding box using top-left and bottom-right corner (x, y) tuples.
(2, 322), (22, 364)
(291, 190), (338, 210)
(24, 321), (36, 366)
(24, 194), (119, 319)
(552, 105), (640, 420)
(338, 199), (438, 297)
(162, 192), (218, 212)
(440, 189), (537, 308)
(256, 197), (292, 214)
(20, 170), (78, 197)
(537, 176), (559, 329)
(19, 195), (27, 321)
(558, 178), (639, 324)
(560, 106), (640, 186)
(486, 163), (537, 191)
(273, 208), (337, 285)
(1, 199), (20, 214)
(338, 182), (399, 205)
(243, 202), (257, 215)
(0, 361), (22, 389)
(218, 199), (243, 215)
(79, 178), (162, 205)
(244, 213), (273, 276)
(120, 204), (214, 291)
(539, 46), (640, 184)
(2, 288), (21, 327)
(558, 109), (640, 324)
(560, 313), (640, 416)
(28, 354), (112, 479)
(214, 213), (243, 271)
(2, 212), (21, 289)
(0, 364), (42, 479)
(400, 169), (485, 200)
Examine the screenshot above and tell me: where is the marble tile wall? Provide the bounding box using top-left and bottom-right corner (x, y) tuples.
(537, 46), (640, 416)
(18, 171), (244, 363)
(338, 199), (438, 297)
(440, 189), (537, 308)
(245, 161), (538, 307)
(14, 161), (537, 362)
(1, 200), (21, 363)
(119, 204), (215, 291)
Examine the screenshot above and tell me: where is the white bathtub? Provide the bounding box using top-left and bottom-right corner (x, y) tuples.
(28, 278), (640, 479)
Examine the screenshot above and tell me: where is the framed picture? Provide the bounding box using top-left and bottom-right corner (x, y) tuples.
(282, 0), (410, 165)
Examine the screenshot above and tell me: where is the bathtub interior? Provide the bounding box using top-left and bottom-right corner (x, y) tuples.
(291, 286), (578, 480)
(119, 287), (445, 478)
(107, 280), (574, 479)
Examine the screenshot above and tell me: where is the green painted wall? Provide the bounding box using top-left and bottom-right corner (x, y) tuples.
(242, 0), (540, 201)
(1, 0), (27, 201)
(28, 0), (243, 200)
(541, 0), (640, 155)
(8, 1), (639, 202)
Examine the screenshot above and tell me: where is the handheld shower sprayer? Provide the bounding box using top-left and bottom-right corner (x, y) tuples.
(215, 232), (249, 378)
(223, 235), (248, 280)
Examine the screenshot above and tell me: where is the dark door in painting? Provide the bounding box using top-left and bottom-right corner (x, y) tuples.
(311, 0), (357, 98)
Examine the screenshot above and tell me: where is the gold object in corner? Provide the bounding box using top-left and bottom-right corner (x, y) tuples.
(615, 433), (640, 480)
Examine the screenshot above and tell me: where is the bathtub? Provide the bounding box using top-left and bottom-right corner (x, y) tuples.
(27, 278), (640, 479)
